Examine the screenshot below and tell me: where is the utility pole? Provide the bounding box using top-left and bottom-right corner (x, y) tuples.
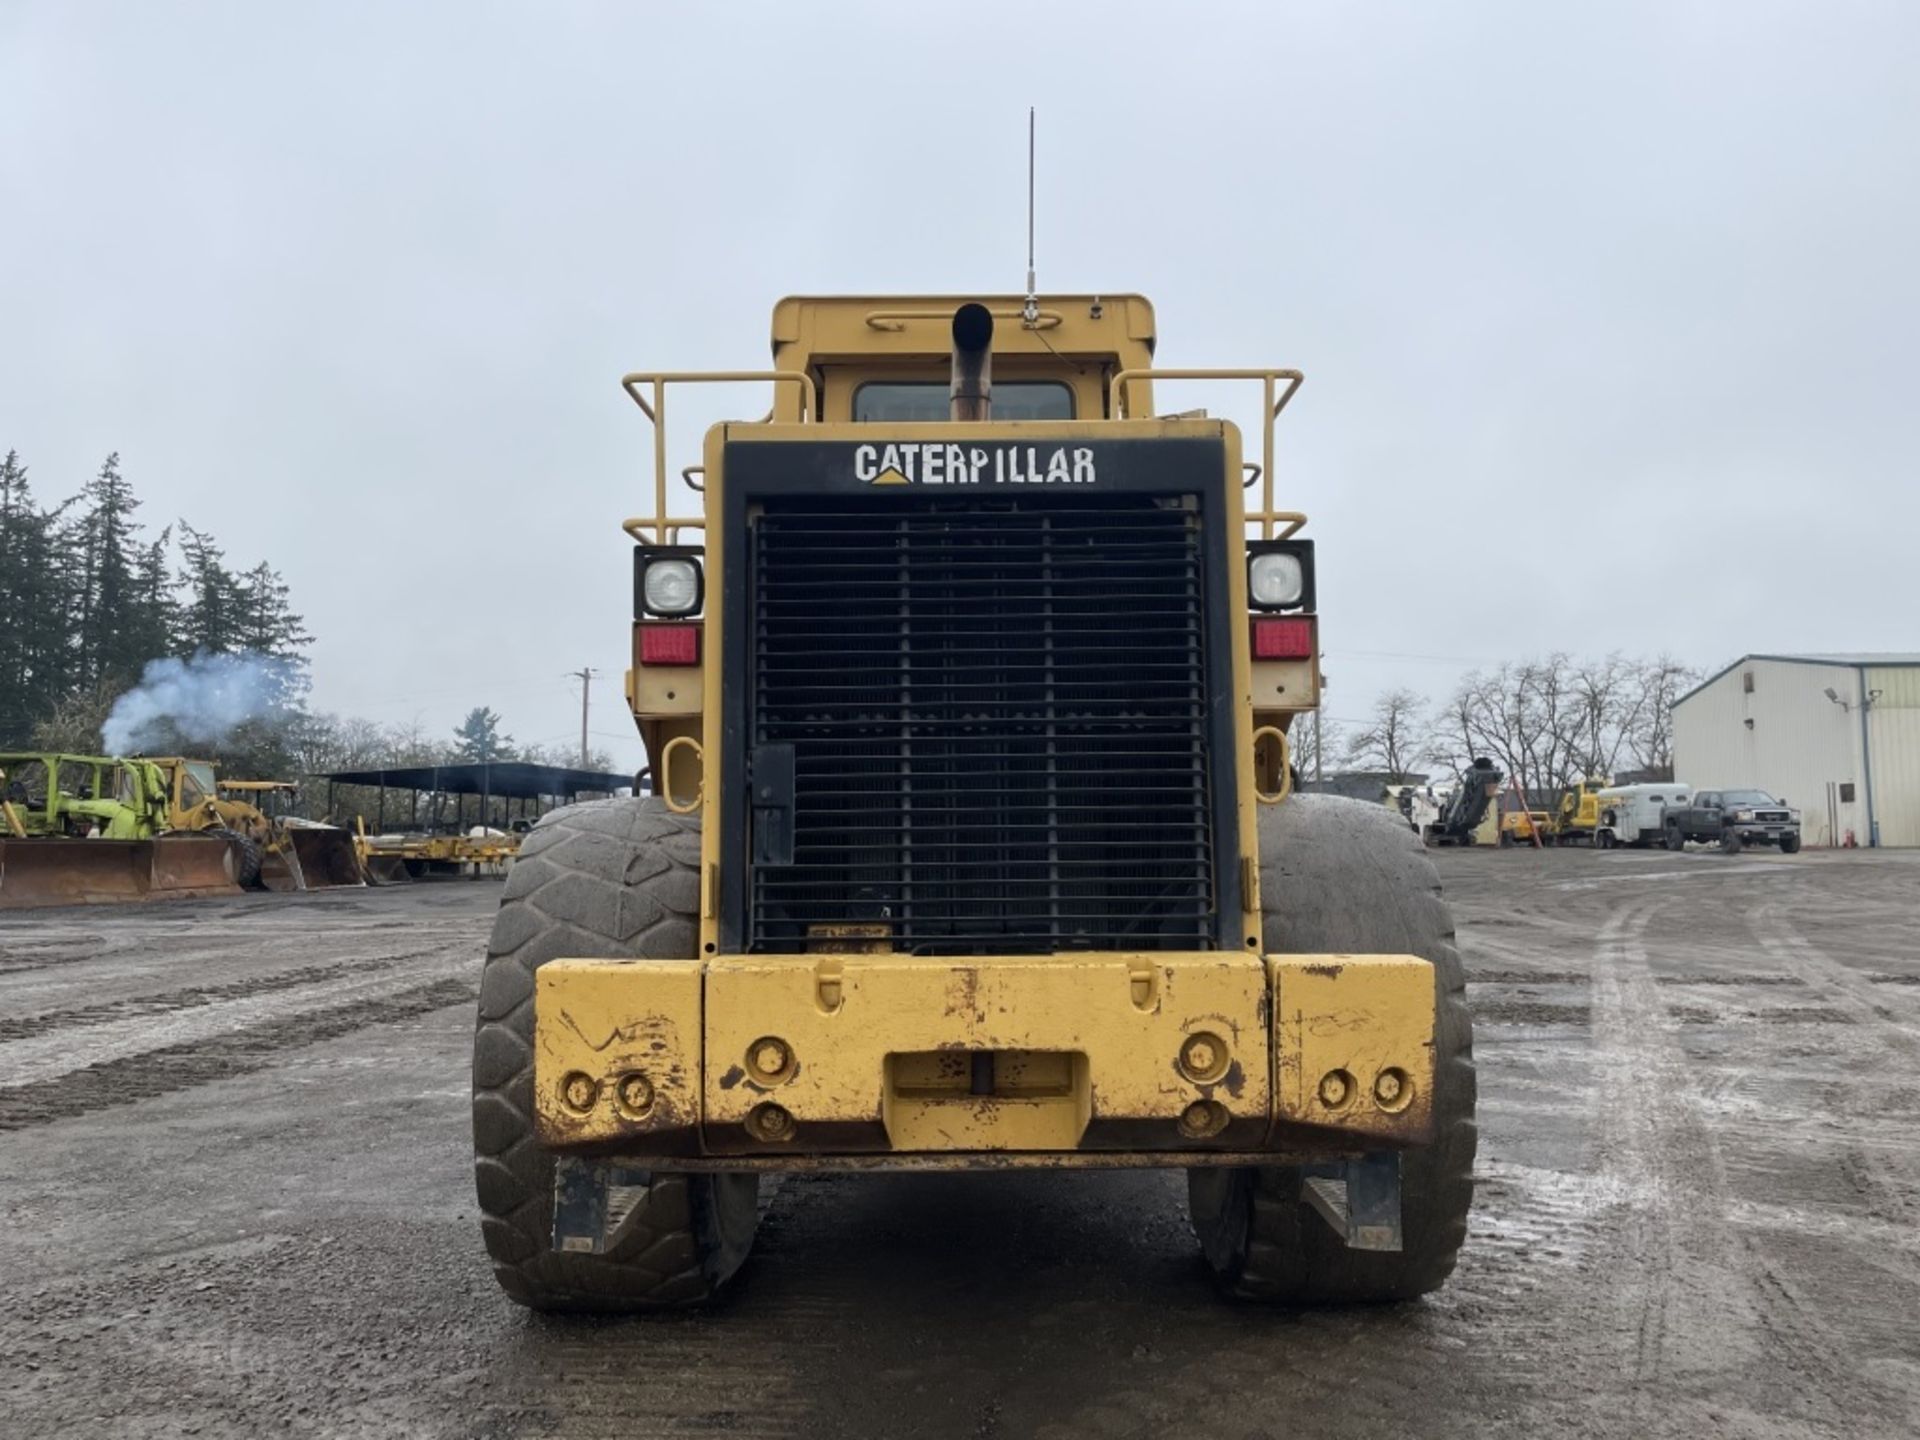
(571, 668), (597, 769)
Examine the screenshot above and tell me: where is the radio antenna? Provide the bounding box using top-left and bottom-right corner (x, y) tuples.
(1023, 107), (1039, 325)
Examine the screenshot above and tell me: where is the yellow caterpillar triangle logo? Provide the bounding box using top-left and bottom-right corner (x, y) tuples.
(869, 466), (911, 486)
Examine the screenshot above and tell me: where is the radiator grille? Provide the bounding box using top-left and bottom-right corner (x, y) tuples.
(747, 494), (1215, 954)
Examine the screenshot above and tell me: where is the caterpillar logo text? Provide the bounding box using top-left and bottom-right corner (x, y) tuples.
(854, 442), (1098, 486)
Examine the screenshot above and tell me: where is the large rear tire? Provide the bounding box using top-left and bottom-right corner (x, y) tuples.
(211, 827), (263, 888)
(1188, 794), (1476, 1302)
(471, 797), (759, 1312)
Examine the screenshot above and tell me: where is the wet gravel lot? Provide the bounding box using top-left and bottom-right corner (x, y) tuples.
(3, 847), (1917, 1438)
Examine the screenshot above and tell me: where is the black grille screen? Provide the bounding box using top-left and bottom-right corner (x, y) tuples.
(747, 493), (1215, 954)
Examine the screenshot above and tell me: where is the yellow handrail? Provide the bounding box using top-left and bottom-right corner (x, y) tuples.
(1110, 368), (1305, 539)
(620, 370), (818, 535)
(864, 307), (1063, 332)
(621, 516), (706, 545)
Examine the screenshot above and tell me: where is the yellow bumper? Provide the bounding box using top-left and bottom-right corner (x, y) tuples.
(532, 952), (1435, 1160)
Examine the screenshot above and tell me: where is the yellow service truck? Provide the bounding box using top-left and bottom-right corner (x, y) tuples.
(472, 295), (1475, 1309)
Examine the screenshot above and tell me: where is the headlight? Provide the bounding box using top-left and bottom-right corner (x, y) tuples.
(1733, 809), (1754, 821)
(1249, 552), (1304, 608)
(643, 558), (701, 616)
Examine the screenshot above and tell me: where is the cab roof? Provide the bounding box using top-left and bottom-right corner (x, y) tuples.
(769, 294), (1157, 368)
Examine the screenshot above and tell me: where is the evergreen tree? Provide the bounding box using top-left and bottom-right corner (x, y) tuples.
(176, 521), (242, 655)
(124, 528), (178, 676)
(236, 561), (305, 652)
(0, 451), (78, 741)
(452, 706), (515, 762)
(70, 453), (159, 689)
(1, 445), (318, 754)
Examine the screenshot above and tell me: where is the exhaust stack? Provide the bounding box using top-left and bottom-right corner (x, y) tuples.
(949, 303), (993, 421)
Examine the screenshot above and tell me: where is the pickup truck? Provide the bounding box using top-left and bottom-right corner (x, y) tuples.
(1662, 788), (1802, 854)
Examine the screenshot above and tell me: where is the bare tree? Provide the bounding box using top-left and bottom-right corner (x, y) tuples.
(1624, 654), (1701, 777)
(1437, 650), (1706, 807)
(1290, 710), (1345, 783)
(1345, 689), (1428, 784)
(1568, 652), (1645, 781)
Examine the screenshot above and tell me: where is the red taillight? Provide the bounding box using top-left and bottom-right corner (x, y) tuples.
(1252, 616), (1315, 660)
(639, 624), (701, 666)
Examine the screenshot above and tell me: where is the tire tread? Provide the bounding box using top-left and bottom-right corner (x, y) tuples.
(470, 797), (755, 1312)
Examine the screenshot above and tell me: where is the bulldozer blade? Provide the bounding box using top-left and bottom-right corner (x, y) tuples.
(0, 836), (240, 910)
(150, 836), (246, 897)
(258, 827), (366, 892)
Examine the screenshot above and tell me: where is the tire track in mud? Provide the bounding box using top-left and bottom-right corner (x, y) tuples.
(1743, 901), (1920, 1284)
(0, 976), (476, 1131)
(1749, 900), (1920, 1050)
(1, 940), (482, 1085)
(0, 935), (112, 977)
(1586, 897), (1891, 1435)
(0, 950), (445, 1042)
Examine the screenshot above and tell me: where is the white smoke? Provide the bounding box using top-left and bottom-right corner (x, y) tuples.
(102, 651), (296, 755)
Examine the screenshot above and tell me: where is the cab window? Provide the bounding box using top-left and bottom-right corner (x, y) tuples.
(179, 763), (216, 808)
(853, 381), (1074, 422)
(7, 759), (50, 808)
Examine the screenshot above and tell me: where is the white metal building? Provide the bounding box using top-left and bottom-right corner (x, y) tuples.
(1672, 653), (1920, 847)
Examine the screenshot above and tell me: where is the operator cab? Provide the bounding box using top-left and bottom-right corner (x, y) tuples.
(767, 294), (1159, 423)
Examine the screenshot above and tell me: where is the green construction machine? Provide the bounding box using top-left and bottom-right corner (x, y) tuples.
(0, 751), (365, 907)
(0, 752), (242, 907)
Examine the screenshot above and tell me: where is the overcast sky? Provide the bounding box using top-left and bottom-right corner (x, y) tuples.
(4, 2), (1916, 770)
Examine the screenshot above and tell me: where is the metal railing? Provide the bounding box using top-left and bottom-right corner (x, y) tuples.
(619, 370), (817, 544)
(617, 365), (1304, 540)
(1110, 368), (1306, 539)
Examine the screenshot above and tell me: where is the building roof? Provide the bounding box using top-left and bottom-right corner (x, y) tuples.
(1769, 653), (1920, 665)
(1676, 652), (1920, 708)
(315, 761), (632, 799)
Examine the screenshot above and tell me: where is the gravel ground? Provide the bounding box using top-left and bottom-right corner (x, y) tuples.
(2, 847), (1917, 1439)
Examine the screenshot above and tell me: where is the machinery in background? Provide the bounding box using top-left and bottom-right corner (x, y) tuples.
(146, 756), (364, 891)
(0, 752), (240, 907)
(1425, 759), (1504, 847)
(0, 751), (361, 907)
(355, 823), (519, 884)
(1546, 777), (1612, 845)
(1499, 808), (1551, 847)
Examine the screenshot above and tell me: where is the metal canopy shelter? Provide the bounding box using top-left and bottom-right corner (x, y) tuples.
(317, 762), (634, 833)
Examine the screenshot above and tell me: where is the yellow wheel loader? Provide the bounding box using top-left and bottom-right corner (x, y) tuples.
(146, 757), (364, 891)
(471, 295), (1475, 1309)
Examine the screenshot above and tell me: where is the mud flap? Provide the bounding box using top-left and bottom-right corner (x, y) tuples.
(1300, 1152), (1403, 1252)
(551, 1156), (658, 1256)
